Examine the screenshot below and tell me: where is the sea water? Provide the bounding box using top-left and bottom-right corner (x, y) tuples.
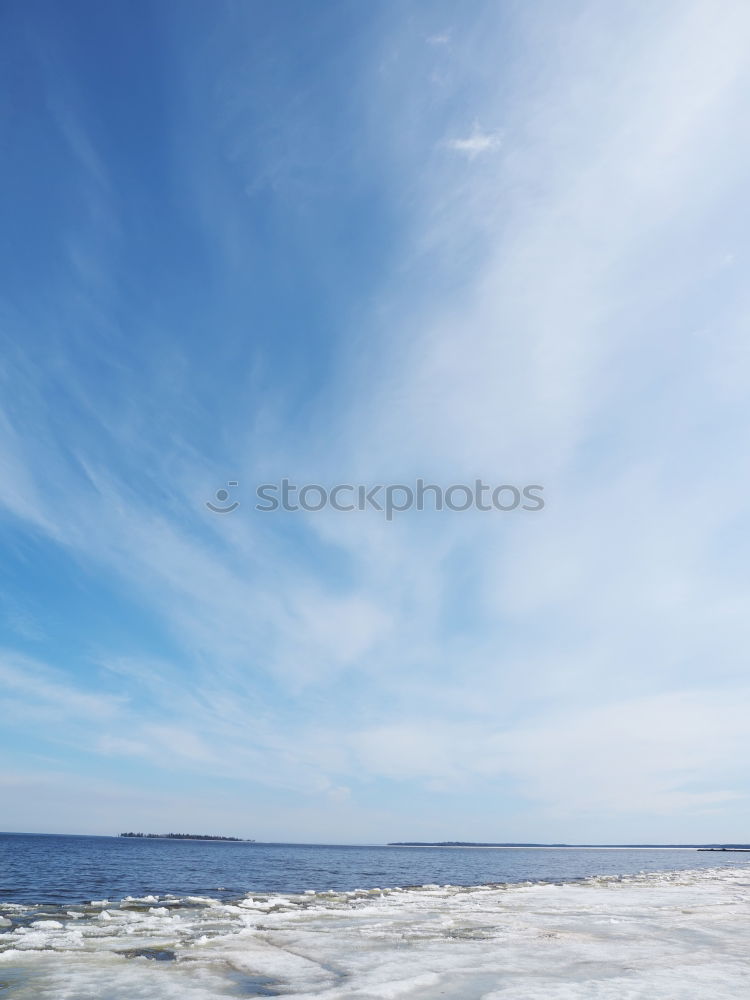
(1, 834), (749, 998)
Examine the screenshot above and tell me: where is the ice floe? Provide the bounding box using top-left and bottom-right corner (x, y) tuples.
(1, 865), (749, 998)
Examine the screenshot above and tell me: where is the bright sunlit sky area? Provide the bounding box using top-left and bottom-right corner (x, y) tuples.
(1, 0), (750, 843)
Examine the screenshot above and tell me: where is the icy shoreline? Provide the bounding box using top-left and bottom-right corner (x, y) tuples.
(2, 864), (750, 998)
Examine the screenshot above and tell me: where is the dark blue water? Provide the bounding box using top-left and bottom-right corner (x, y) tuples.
(2, 833), (749, 906)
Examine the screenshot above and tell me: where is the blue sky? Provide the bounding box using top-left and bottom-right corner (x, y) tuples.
(1, 0), (750, 843)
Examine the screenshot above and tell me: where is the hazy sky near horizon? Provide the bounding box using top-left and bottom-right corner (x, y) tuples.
(1, 0), (750, 843)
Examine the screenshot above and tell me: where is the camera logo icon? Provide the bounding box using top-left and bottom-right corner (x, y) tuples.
(206, 481), (240, 514)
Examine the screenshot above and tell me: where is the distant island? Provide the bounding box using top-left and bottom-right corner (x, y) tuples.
(119, 832), (254, 842)
(698, 847), (750, 852)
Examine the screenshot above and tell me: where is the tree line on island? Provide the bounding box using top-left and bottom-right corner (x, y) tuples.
(119, 832), (254, 841)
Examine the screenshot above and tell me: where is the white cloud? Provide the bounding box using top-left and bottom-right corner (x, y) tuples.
(446, 123), (501, 158)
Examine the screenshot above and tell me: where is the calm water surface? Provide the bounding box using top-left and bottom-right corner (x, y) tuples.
(2, 833), (748, 905)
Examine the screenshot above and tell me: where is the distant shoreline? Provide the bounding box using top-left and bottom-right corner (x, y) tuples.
(388, 843), (750, 850)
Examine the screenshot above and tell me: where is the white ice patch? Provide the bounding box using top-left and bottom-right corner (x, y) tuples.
(1, 866), (750, 998)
